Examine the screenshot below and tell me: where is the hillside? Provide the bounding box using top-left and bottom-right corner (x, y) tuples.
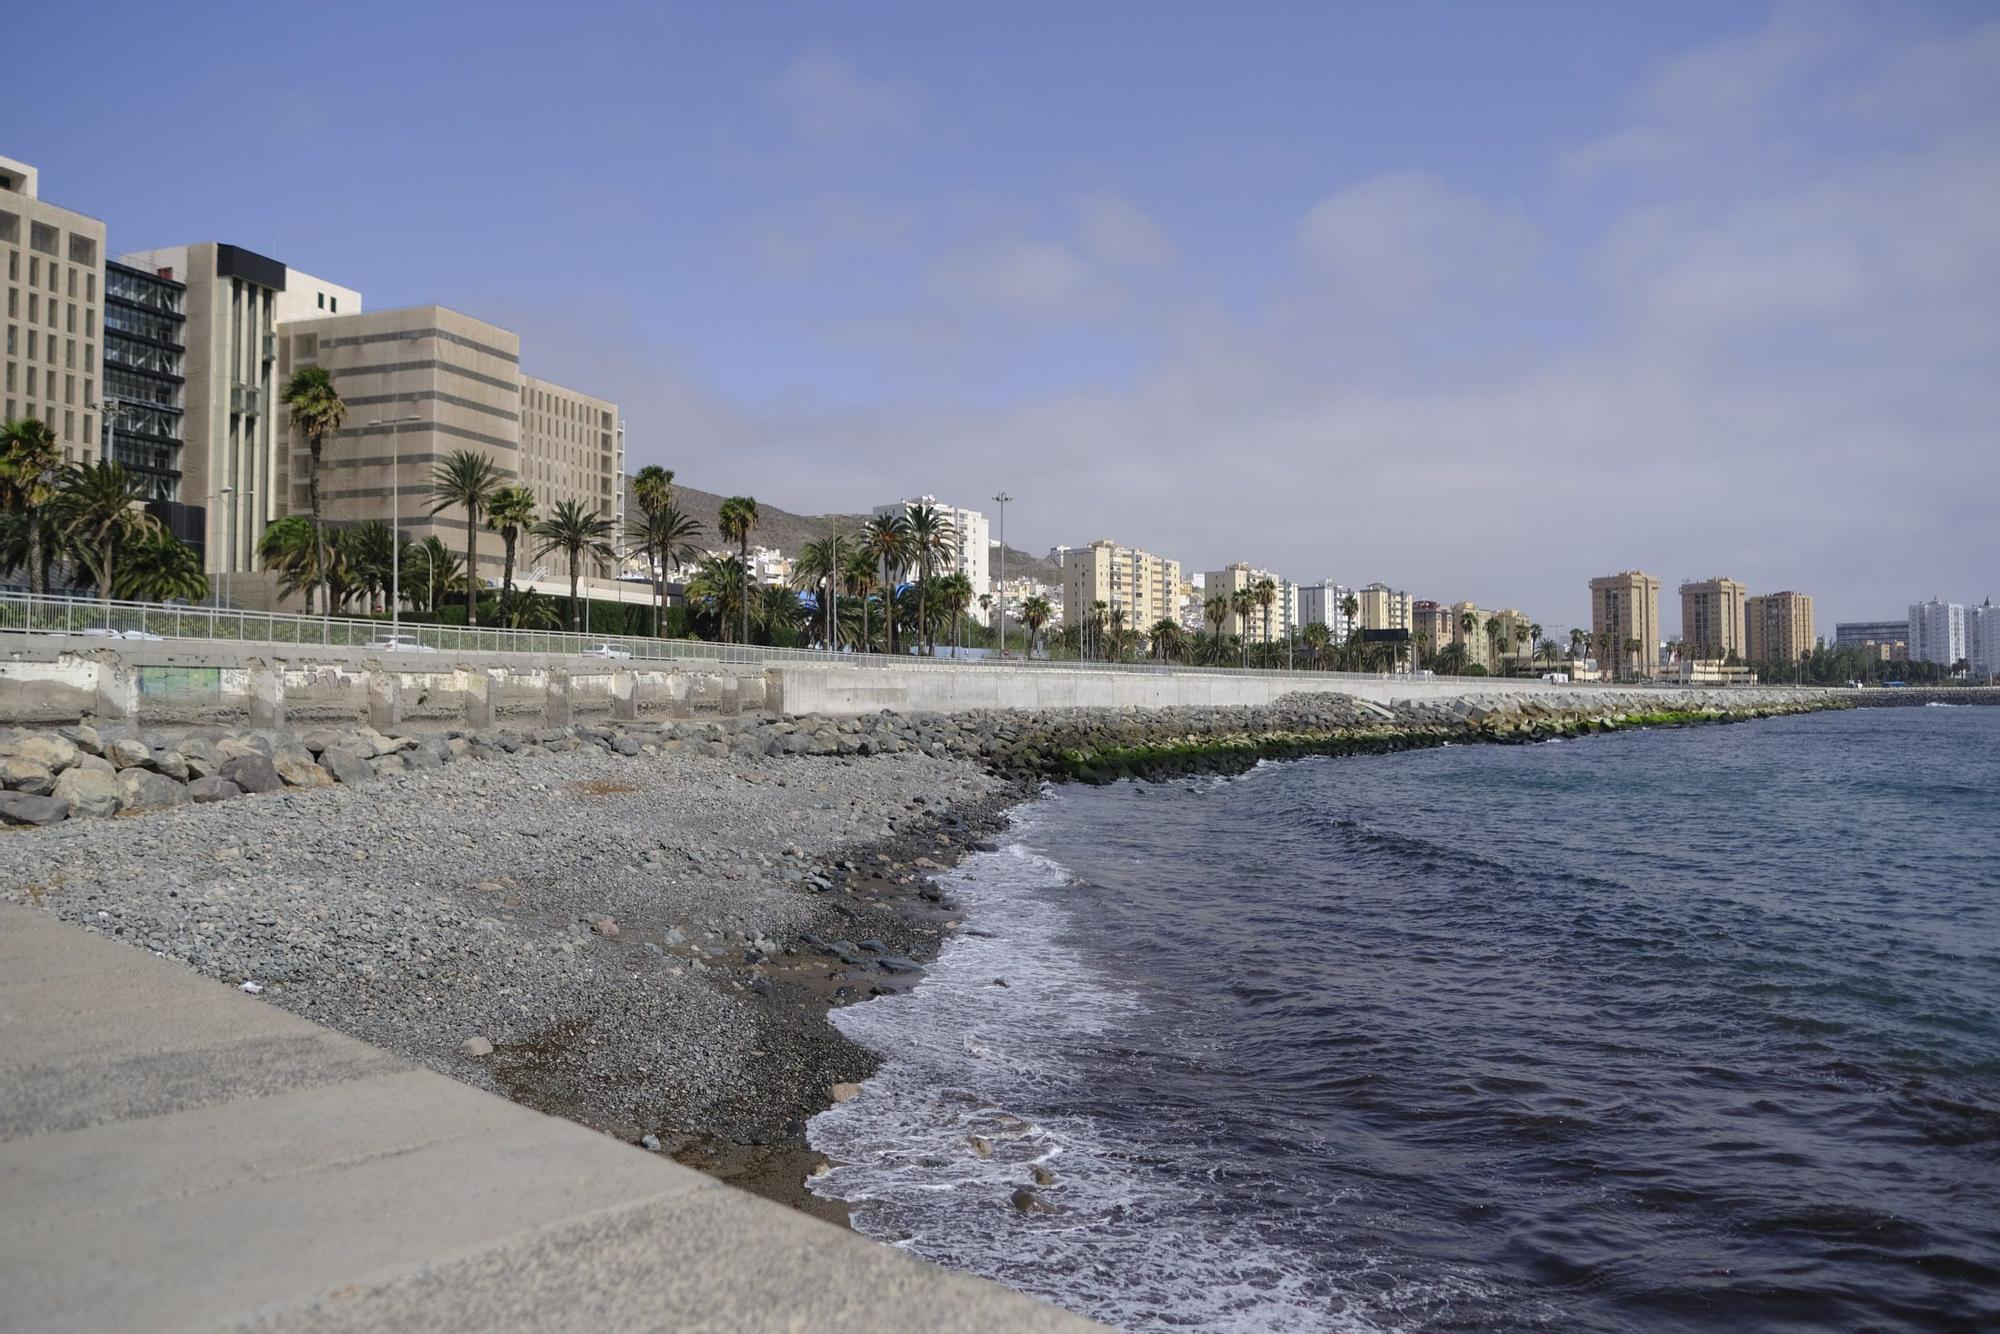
(657, 483), (1061, 584)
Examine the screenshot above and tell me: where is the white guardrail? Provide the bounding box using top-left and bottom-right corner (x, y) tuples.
(0, 591), (1596, 685)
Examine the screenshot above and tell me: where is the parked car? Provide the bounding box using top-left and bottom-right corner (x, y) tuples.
(582, 643), (632, 660)
(120, 628), (165, 641)
(362, 633), (437, 653)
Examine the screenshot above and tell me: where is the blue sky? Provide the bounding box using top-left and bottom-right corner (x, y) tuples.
(12, 0), (1997, 630)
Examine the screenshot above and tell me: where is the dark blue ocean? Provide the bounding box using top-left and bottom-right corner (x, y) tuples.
(809, 707), (2000, 1332)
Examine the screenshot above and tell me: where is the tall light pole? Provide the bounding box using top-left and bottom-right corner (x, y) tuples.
(369, 414), (422, 634)
(217, 485), (233, 608)
(991, 491), (1010, 657)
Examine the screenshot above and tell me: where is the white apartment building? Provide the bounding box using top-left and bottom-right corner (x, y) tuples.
(1968, 599), (1998, 680)
(1908, 597), (1966, 667)
(872, 495), (991, 623)
(1295, 582), (1358, 640)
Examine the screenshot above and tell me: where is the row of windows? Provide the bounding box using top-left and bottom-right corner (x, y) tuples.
(0, 398), (91, 447)
(3, 245), (98, 301)
(105, 266), (183, 316)
(4, 288), (97, 338)
(104, 364), (182, 409)
(103, 303), (181, 347)
(3, 364), (92, 408)
(3, 324), (94, 369)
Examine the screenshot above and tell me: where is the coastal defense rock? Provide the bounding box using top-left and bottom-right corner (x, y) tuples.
(52, 767), (123, 818)
(106, 738), (152, 770)
(318, 747), (375, 786)
(220, 754), (284, 795)
(0, 791), (69, 825)
(2, 734), (78, 771)
(0, 757), (56, 795)
(118, 769), (188, 812)
(271, 747), (334, 789)
(1010, 1187), (1054, 1214)
(185, 776), (243, 804)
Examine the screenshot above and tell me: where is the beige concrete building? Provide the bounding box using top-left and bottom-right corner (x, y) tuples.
(1489, 607), (1534, 667)
(1358, 582), (1412, 633)
(1204, 562), (1295, 643)
(1679, 576), (1748, 660)
(1589, 570), (1661, 678)
(1, 156), (105, 466)
(519, 374), (622, 582)
(1062, 540), (1180, 635)
(1746, 590), (1814, 667)
(1412, 600), (1452, 655)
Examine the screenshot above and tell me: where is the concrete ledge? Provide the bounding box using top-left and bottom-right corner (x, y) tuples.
(0, 905), (1096, 1334)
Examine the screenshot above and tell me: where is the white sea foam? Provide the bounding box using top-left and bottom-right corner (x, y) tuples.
(808, 805), (1398, 1333)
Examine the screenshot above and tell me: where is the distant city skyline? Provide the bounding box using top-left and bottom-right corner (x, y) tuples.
(9, 1), (1995, 626)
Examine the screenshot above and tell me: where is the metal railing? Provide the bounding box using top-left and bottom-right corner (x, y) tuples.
(0, 590), (1599, 685)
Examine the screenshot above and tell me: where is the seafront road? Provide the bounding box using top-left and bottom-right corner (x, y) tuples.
(0, 904), (1096, 1333)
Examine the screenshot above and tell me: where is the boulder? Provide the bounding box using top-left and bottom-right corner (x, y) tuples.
(318, 747), (375, 786)
(185, 776), (243, 804)
(298, 727), (347, 755)
(118, 769), (188, 811)
(271, 747), (334, 789)
(370, 754), (408, 778)
(0, 791), (69, 825)
(150, 750), (190, 782)
(106, 738), (153, 769)
(219, 754), (284, 795)
(56, 724), (103, 756)
(2, 734), (78, 771)
(0, 757), (57, 796)
(215, 736), (267, 762)
(51, 767), (123, 818)
(70, 753), (116, 775)
(403, 745), (443, 771)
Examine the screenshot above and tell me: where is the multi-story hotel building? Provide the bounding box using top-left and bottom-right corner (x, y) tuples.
(1488, 607), (1534, 665)
(1062, 540), (1180, 634)
(1297, 582), (1358, 641)
(1834, 620), (1908, 652)
(1589, 570), (1661, 678)
(872, 495), (991, 622)
(1745, 591), (1814, 666)
(1358, 582), (1413, 633)
(1205, 562), (1295, 643)
(1679, 576), (1748, 660)
(1411, 599), (1451, 654)
(271, 305), (622, 600)
(1, 156), (105, 466)
(1907, 598), (1966, 667)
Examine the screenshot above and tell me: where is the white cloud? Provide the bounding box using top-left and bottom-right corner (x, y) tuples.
(774, 48), (920, 147)
(929, 241), (1090, 315)
(1077, 191), (1174, 269)
(1297, 171), (1535, 313)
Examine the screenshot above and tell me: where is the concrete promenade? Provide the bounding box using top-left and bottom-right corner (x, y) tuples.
(0, 904), (1095, 1333)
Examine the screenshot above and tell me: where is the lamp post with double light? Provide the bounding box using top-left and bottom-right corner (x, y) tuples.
(991, 491), (1011, 657)
(367, 414), (422, 635)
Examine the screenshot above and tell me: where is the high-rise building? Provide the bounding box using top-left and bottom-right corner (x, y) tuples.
(1745, 591), (1814, 666)
(101, 260), (186, 501)
(1297, 583), (1358, 641)
(1204, 563), (1295, 643)
(1062, 540), (1180, 637)
(1358, 582), (1412, 633)
(1968, 600), (1999, 681)
(520, 374), (622, 580)
(1410, 599), (1451, 655)
(1489, 608), (1534, 666)
(872, 496), (990, 622)
(1834, 620), (1909, 651)
(1589, 570), (1661, 678)
(1449, 601), (1494, 669)
(1, 156), (106, 465)
(1907, 598), (1967, 667)
(1679, 576), (1748, 660)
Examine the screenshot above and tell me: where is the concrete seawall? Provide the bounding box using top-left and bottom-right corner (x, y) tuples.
(3, 633), (1645, 727)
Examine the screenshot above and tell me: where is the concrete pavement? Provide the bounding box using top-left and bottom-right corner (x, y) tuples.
(0, 904), (1097, 1333)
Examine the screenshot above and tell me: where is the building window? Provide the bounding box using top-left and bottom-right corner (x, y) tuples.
(317, 292), (324, 309)
(330, 296), (337, 312)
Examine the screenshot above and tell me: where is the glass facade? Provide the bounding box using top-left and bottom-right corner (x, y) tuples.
(102, 261), (187, 500)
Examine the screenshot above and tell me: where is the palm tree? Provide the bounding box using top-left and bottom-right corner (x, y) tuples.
(1205, 595), (1229, 647)
(257, 515), (322, 608)
(1570, 627), (1588, 663)
(1513, 623), (1530, 666)
(1230, 588), (1256, 666)
(115, 528), (209, 603)
(0, 418), (63, 595)
(627, 503), (705, 633)
(1252, 576), (1278, 657)
(1020, 594), (1052, 657)
(628, 465), (676, 632)
(486, 485), (537, 599)
(841, 545), (879, 652)
(53, 461), (159, 603)
(1106, 604), (1129, 662)
(936, 569), (975, 654)
(532, 499), (616, 631)
(338, 520), (397, 613)
(1150, 618), (1185, 663)
(903, 502), (958, 655)
(1536, 638), (1562, 668)
(1341, 592), (1360, 636)
(794, 533), (850, 649)
(428, 450), (502, 625)
(1458, 608), (1481, 666)
(716, 496), (760, 645)
(1625, 636), (1644, 677)
(860, 512), (912, 655)
(407, 537), (464, 614)
(1486, 619), (1503, 672)
(687, 553), (746, 638)
(280, 366), (347, 613)
(1302, 621), (1332, 669)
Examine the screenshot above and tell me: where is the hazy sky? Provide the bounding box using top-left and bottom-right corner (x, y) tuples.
(13, 1), (1996, 631)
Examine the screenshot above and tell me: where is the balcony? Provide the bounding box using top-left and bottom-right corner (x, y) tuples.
(230, 385), (260, 416)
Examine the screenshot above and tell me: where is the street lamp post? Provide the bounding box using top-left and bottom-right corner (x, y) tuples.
(991, 491), (1010, 657)
(369, 415), (422, 635)
(217, 485), (233, 608)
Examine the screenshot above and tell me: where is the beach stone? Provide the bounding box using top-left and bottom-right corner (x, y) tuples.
(592, 918), (619, 938)
(968, 1135), (993, 1158)
(829, 1083), (863, 1104)
(299, 728), (346, 755)
(215, 737), (265, 762)
(51, 767), (123, 818)
(0, 791), (69, 825)
(460, 1036), (493, 1057)
(319, 747), (375, 786)
(220, 754), (283, 795)
(150, 750), (190, 782)
(186, 776), (243, 804)
(0, 757), (56, 795)
(272, 747), (334, 788)
(3, 734), (78, 771)
(1031, 1165), (1057, 1186)
(1010, 1188), (1053, 1214)
(71, 753), (116, 775)
(106, 738), (152, 769)
(370, 754), (408, 777)
(56, 724), (102, 756)
(118, 769), (187, 812)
